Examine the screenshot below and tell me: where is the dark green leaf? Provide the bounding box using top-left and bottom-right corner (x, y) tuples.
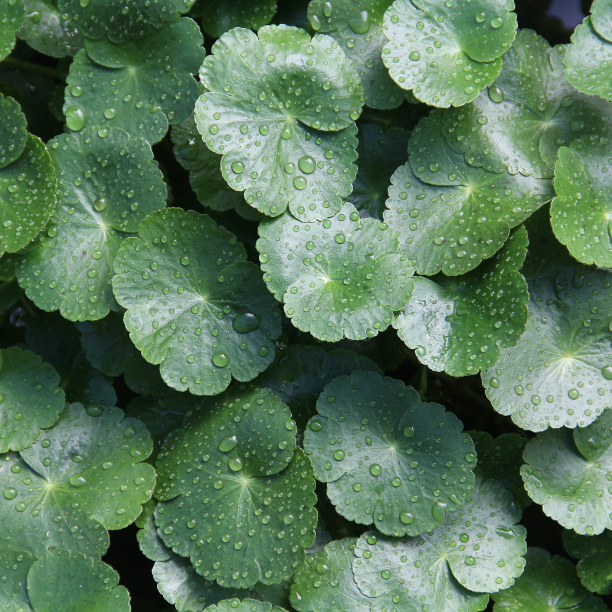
(0, 0), (24, 60)
(563, 529), (612, 596)
(192, 0), (277, 38)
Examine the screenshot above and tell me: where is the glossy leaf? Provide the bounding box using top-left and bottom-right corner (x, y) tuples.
(0, 93), (27, 169)
(112, 208), (282, 396)
(257, 202), (413, 342)
(482, 268), (612, 431)
(308, 0), (403, 109)
(384, 111), (552, 276)
(564, 529), (612, 596)
(17, 127), (167, 321)
(442, 29), (612, 179)
(0, 550), (34, 611)
(551, 135), (612, 267)
(194, 25), (364, 221)
(0, 402), (154, 556)
(154, 385), (317, 588)
(382, 0), (517, 107)
(522, 409), (612, 535)
(304, 371), (477, 536)
(192, 0), (277, 38)
(57, 0), (196, 42)
(64, 18), (205, 145)
(204, 600), (288, 612)
(353, 478), (527, 612)
(0, 347), (64, 453)
(0, 0), (24, 60)
(492, 547), (607, 612)
(394, 226), (529, 376)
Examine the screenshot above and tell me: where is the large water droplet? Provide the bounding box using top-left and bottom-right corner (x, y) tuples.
(233, 312), (261, 333)
(212, 351), (230, 368)
(219, 435), (238, 452)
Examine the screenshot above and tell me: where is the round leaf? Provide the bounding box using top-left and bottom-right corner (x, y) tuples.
(0, 0), (24, 61)
(290, 538), (371, 612)
(442, 29), (612, 179)
(382, 0), (517, 107)
(351, 124), (408, 219)
(112, 208), (282, 396)
(154, 385), (317, 588)
(482, 268), (612, 431)
(551, 135), (612, 267)
(492, 547), (607, 612)
(353, 478), (527, 612)
(521, 409), (612, 535)
(0, 550), (34, 611)
(0, 347), (65, 453)
(384, 110), (552, 276)
(304, 371), (477, 536)
(0, 133), (57, 256)
(592, 0), (612, 41)
(394, 226), (529, 376)
(194, 25), (364, 221)
(564, 529), (612, 595)
(17, 127), (167, 322)
(565, 18), (612, 102)
(18, 0), (83, 58)
(205, 600), (288, 612)
(192, 0), (277, 38)
(257, 202), (413, 342)
(63, 18), (205, 145)
(308, 0), (403, 109)
(0, 94), (27, 169)
(27, 549), (130, 612)
(57, 0), (196, 42)
(0, 402), (154, 556)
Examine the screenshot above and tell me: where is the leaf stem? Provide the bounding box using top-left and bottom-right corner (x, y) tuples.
(2, 57), (62, 81)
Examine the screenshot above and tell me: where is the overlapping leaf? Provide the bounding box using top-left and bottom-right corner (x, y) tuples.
(522, 408), (612, 534)
(0, 347), (64, 453)
(551, 135), (612, 267)
(154, 385), (317, 588)
(63, 18), (204, 145)
(257, 202), (412, 342)
(0, 0), (24, 60)
(57, 0), (196, 42)
(492, 548), (607, 611)
(191, 0), (277, 38)
(195, 25), (364, 221)
(353, 477), (527, 612)
(483, 268), (612, 431)
(384, 111), (552, 276)
(394, 226), (529, 376)
(113, 208), (282, 395)
(382, 0), (517, 107)
(304, 371), (477, 536)
(17, 127), (167, 321)
(442, 29), (612, 179)
(308, 0), (403, 109)
(564, 529), (612, 595)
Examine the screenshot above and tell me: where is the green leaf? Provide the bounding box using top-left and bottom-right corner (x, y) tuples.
(138, 509), (173, 563)
(491, 547), (607, 612)
(304, 371), (477, 536)
(381, 0), (517, 108)
(57, 0), (196, 42)
(0, 93), (27, 169)
(0, 402), (154, 556)
(551, 135), (612, 267)
(0, 347), (65, 453)
(591, 0), (612, 41)
(191, 0), (277, 38)
(394, 226), (529, 376)
(384, 110), (552, 276)
(521, 409), (612, 535)
(482, 268), (612, 431)
(0, 132), (57, 256)
(442, 29), (612, 179)
(17, 0), (83, 58)
(256, 344), (382, 433)
(63, 18), (205, 145)
(112, 208), (282, 396)
(0, 278), (21, 310)
(351, 124), (408, 219)
(564, 529), (612, 595)
(205, 600), (288, 612)
(0, 550), (34, 611)
(27, 549), (130, 612)
(194, 25), (364, 221)
(470, 431), (530, 509)
(290, 538), (372, 612)
(257, 202), (412, 342)
(565, 18), (612, 102)
(0, 0), (24, 61)
(154, 385), (317, 588)
(308, 0), (403, 109)
(17, 127), (167, 322)
(353, 478), (527, 612)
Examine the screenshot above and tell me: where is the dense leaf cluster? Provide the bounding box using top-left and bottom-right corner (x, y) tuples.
(1, 0), (611, 610)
